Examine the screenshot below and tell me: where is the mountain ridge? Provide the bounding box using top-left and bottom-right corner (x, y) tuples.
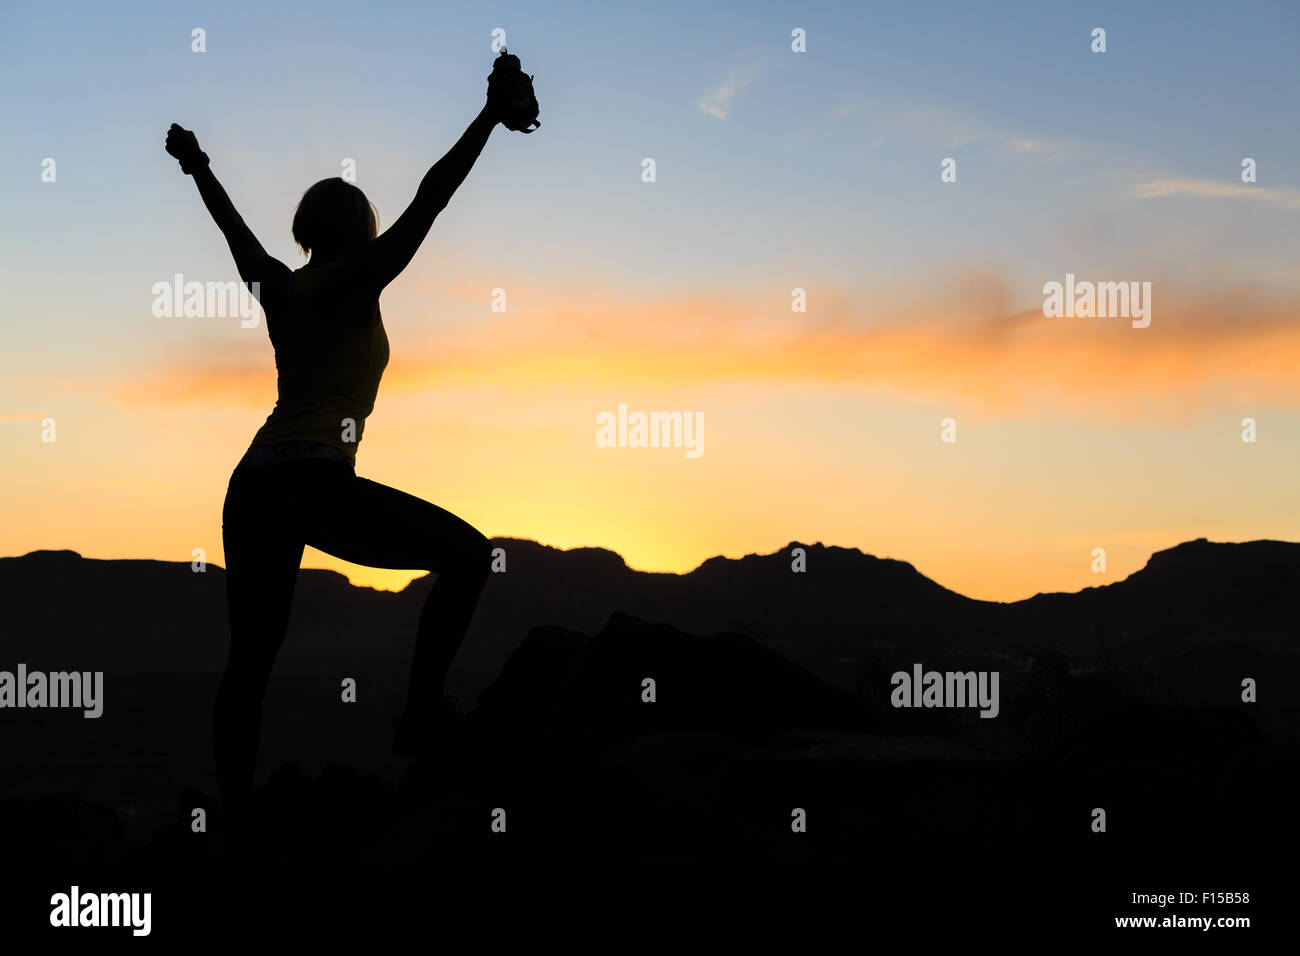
(3, 536), (1296, 707)
(10, 533), (1295, 604)
(2, 537), (1295, 856)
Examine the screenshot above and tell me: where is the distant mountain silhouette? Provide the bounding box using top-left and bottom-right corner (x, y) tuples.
(3, 536), (1297, 703)
(1, 536), (1296, 867)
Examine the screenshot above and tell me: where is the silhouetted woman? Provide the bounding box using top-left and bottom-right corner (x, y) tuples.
(166, 54), (539, 809)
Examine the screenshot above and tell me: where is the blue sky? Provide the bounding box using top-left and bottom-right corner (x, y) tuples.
(7, 0), (1299, 305)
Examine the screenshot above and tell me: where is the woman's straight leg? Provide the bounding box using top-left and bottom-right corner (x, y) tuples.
(215, 465), (307, 804)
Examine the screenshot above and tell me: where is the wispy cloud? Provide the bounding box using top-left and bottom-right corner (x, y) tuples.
(814, 97), (1070, 163)
(697, 61), (763, 119)
(1134, 177), (1300, 210)
(1001, 137), (1066, 164)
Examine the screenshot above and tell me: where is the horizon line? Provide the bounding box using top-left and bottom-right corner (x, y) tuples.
(6, 534), (1295, 606)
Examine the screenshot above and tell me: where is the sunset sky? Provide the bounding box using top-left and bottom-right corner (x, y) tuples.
(3, 0), (1299, 601)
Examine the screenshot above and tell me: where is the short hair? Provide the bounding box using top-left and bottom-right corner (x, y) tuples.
(291, 178), (379, 257)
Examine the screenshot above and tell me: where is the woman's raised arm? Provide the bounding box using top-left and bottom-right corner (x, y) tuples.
(165, 123), (290, 310)
(351, 104), (500, 293)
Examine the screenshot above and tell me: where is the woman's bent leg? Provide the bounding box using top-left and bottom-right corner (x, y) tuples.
(304, 474), (492, 718)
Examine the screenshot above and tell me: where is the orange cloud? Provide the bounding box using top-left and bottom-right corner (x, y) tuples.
(115, 337), (275, 409)
(112, 272), (1300, 420)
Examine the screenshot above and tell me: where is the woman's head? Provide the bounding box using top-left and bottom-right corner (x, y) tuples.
(292, 178), (378, 259)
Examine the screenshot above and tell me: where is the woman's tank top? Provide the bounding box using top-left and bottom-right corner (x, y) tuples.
(247, 265), (390, 463)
